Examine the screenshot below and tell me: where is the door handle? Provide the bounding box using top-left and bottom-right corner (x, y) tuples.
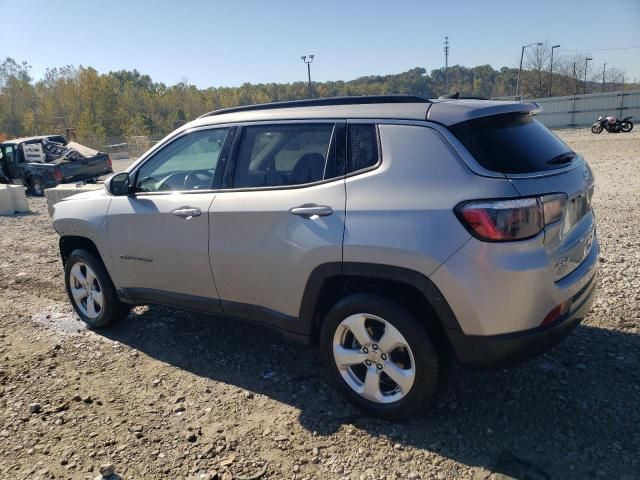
(290, 205), (333, 218)
(172, 207), (202, 219)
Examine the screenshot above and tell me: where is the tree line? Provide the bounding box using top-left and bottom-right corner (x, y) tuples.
(0, 49), (633, 146)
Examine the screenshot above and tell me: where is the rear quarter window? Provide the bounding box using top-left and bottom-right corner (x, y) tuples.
(347, 124), (379, 173)
(449, 113), (573, 174)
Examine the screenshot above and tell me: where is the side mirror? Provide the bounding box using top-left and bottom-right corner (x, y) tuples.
(106, 172), (131, 196)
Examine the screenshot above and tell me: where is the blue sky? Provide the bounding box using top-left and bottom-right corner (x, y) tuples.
(2, 0), (639, 88)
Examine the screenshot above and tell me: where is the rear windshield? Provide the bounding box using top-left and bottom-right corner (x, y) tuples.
(449, 113), (573, 174)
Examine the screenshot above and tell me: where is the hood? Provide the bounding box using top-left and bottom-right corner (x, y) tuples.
(61, 186), (108, 202)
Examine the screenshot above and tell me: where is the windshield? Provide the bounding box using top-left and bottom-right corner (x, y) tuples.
(450, 113), (574, 174)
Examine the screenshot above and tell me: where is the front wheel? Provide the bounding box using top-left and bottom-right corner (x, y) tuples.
(591, 124), (603, 134)
(622, 121), (633, 133)
(320, 294), (441, 419)
(64, 249), (130, 328)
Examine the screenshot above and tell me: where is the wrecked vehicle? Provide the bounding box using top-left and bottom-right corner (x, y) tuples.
(0, 135), (113, 195)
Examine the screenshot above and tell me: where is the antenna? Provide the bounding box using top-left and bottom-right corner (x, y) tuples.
(444, 36), (450, 94)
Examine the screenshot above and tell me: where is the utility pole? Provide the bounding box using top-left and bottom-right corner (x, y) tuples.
(301, 55), (315, 98)
(602, 62), (606, 93)
(444, 36), (450, 94)
(584, 57), (592, 94)
(549, 44), (560, 97)
(516, 42), (542, 100)
(572, 62), (577, 95)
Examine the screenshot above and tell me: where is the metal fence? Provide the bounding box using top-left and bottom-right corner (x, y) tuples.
(531, 90), (640, 128)
(75, 135), (162, 159)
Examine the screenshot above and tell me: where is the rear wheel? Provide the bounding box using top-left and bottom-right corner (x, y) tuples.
(64, 249), (129, 328)
(591, 124), (603, 134)
(621, 121), (633, 133)
(320, 294), (441, 419)
(30, 176), (45, 196)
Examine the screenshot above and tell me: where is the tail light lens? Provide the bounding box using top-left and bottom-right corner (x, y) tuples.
(53, 168), (63, 182)
(541, 193), (566, 225)
(107, 156), (113, 172)
(456, 194), (567, 242)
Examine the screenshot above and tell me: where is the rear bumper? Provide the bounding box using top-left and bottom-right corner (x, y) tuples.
(447, 272), (597, 369)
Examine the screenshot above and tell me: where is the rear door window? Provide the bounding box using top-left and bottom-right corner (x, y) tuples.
(449, 113), (574, 174)
(232, 123), (335, 188)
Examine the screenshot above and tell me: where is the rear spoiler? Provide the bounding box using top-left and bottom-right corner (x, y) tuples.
(530, 102), (543, 115)
(427, 100), (543, 126)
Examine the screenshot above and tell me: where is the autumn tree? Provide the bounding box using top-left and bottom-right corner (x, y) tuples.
(1, 56), (635, 144)
(0, 58), (36, 136)
(523, 43), (552, 98)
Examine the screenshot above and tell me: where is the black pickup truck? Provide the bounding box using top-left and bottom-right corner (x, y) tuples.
(0, 135), (113, 195)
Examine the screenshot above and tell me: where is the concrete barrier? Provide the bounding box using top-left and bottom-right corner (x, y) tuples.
(0, 184), (30, 216)
(45, 183), (104, 217)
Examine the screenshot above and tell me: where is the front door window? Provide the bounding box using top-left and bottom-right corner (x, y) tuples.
(135, 128), (231, 192)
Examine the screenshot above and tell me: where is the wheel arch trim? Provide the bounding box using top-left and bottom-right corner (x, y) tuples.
(59, 235), (107, 268)
(299, 262), (462, 336)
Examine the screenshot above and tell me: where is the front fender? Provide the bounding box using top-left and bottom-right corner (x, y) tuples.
(52, 194), (114, 274)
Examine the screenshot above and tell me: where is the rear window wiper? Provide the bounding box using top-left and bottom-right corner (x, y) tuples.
(546, 152), (576, 165)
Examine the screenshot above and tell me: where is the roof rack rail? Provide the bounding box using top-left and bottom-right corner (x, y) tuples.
(198, 95), (430, 118)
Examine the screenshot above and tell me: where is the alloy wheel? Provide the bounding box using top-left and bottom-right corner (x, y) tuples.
(332, 313), (416, 404)
(68, 262), (104, 319)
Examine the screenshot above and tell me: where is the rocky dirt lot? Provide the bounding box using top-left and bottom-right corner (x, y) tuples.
(0, 129), (639, 480)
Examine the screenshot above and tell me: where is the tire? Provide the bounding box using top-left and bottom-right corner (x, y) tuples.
(30, 176), (45, 196)
(591, 124), (603, 134)
(622, 121), (633, 133)
(319, 293), (441, 419)
(64, 249), (129, 328)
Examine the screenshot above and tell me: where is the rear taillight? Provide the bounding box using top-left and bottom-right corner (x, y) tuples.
(53, 168), (63, 182)
(107, 156), (113, 171)
(456, 194), (567, 242)
(541, 193), (566, 225)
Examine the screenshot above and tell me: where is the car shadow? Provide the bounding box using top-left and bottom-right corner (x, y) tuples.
(99, 305), (639, 479)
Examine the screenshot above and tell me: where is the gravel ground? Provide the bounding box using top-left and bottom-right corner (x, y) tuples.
(0, 129), (638, 480)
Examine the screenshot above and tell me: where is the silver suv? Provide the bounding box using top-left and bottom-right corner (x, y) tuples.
(53, 96), (598, 418)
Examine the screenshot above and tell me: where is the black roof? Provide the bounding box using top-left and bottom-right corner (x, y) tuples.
(199, 95), (430, 118)
(192, 95), (539, 127)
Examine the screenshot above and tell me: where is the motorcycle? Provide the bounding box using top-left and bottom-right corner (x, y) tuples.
(591, 115), (634, 134)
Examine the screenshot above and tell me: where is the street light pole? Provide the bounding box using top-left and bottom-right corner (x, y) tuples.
(301, 55), (315, 98)
(584, 57), (593, 94)
(516, 42), (543, 100)
(549, 44), (560, 97)
(602, 62), (606, 93)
